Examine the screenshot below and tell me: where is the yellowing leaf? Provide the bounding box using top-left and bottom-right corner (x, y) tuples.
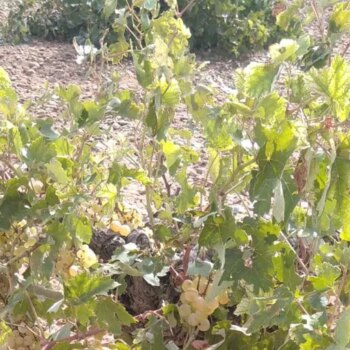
(329, 3), (350, 34)
(244, 63), (278, 98)
(161, 140), (181, 169)
(269, 39), (299, 64)
(160, 78), (181, 106)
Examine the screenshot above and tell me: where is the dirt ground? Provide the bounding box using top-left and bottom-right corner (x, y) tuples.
(0, 2), (247, 214)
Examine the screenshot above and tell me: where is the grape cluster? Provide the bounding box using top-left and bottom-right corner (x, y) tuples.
(178, 278), (229, 332)
(6, 325), (37, 350)
(77, 245), (98, 269)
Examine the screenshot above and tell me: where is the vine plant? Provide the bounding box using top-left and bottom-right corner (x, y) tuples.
(1, 0), (350, 349)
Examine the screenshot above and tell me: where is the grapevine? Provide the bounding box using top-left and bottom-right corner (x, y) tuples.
(1, 0), (350, 349)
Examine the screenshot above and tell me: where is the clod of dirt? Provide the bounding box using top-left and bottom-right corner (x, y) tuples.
(90, 227), (179, 315)
(121, 275), (179, 315)
(89, 228), (126, 262)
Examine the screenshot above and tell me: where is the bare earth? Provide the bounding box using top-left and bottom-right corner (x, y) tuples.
(0, 12), (242, 213)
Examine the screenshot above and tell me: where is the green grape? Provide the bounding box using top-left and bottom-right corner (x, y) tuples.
(193, 276), (209, 294)
(187, 312), (200, 327)
(181, 288), (198, 303)
(178, 303), (192, 318)
(181, 279), (195, 291)
(198, 318), (210, 332)
(193, 310), (207, 323)
(191, 295), (206, 312)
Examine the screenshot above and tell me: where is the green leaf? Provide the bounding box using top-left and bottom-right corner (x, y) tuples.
(308, 262), (341, 291)
(144, 0), (158, 11)
(132, 52), (154, 88)
(78, 100), (104, 127)
(25, 137), (56, 165)
(36, 119), (60, 140)
(160, 78), (181, 106)
(9, 126), (23, 157)
(0, 178), (30, 230)
(308, 55), (350, 121)
(97, 183), (117, 202)
(64, 273), (117, 305)
(103, 0), (118, 18)
(272, 180), (285, 223)
(153, 224), (172, 242)
(199, 208), (236, 247)
(75, 216), (92, 244)
(175, 168), (198, 214)
(51, 324), (73, 341)
(56, 84), (81, 103)
(108, 39), (130, 64)
(95, 298), (135, 335)
(256, 93), (286, 122)
(222, 220), (281, 292)
(76, 303), (95, 326)
(187, 260), (213, 277)
(46, 159), (69, 185)
(151, 13), (191, 57)
(335, 309), (350, 348)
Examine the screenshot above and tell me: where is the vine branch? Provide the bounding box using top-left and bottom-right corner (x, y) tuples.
(41, 327), (104, 350)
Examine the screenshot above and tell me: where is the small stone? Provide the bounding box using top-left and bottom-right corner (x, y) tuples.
(23, 68), (35, 76)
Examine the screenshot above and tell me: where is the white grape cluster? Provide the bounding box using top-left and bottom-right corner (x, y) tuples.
(178, 278), (229, 332)
(6, 325), (37, 350)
